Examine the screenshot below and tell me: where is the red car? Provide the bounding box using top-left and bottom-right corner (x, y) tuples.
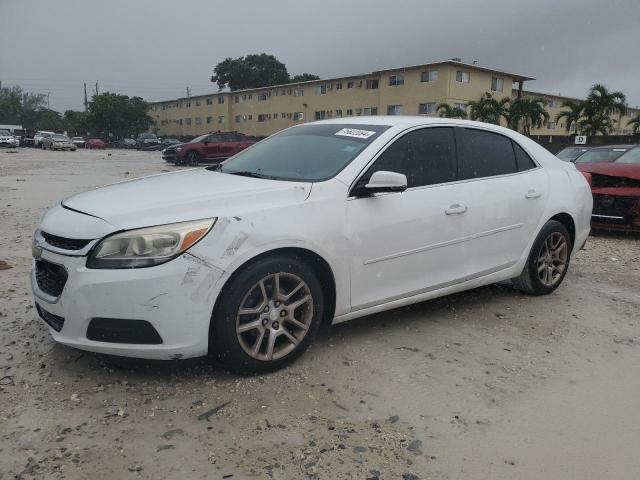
(162, 132), (255, 165)
(85, 138), (106, 149)
(576, 146), (640, 232)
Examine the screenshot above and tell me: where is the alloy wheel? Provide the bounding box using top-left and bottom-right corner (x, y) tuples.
(536, 232), (568, 287)
(236, 272), (313, 361)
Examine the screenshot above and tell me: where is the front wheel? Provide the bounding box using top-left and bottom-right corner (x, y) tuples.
(210, 256), (324, 373)
(186, 151), (200, 166)
(512, 220), (571, 295)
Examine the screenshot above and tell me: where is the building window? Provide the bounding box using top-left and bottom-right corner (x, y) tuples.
(293, 88), (304, 97)
(335, 109), (343, 117)
(546, 121), (556, 129)
(206, 98), (213, 105)
(314, 111), (326, 120)
(195, 117), (202, 125)
(387, 105), (403, 115)
(547, 99), (557, 108)
(346, 108), (353, 116)
(281, 113), (286, 119)
(389, 75), (405, 86)
(366, 79), (379, 89)
(418, 102), (437, 114)
(258, 93), (268, 101)
(234, 115), (244, 123)
(179, 119), (183, 125)
(258, 114), (268, 122)
(454, 102), (467, 112)
(218, 116), (224, 124)
(195, 100), (201, 106)
(218, 96), (224, 104)
(206, 116), (213, 124)
(336, 82), (343, 90)
(293, 112), (304, 121)
(185, 118), (192, 125)
(316, 85), (327, 95)
(421, 70), (438, 82)
(455, 70), (470, 83)
(491, 76), (504, 92)
(363, 107), (378, 115)
(186, 102), (191, 108)
(347, 81), (355, 88)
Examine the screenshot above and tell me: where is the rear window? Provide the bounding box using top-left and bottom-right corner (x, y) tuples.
(459, 128), (517, 179)
(575, 149), (628, 163)
(614, 148), (640, 164)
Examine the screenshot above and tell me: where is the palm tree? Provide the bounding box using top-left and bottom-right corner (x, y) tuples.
(507, 97), (550, 135)
(555, 101), (584, 135)
(436, 103), (467, 119)
(468, 93), (510, 125)
(627, 113), (640, 135)
(581, 84), (627, 136)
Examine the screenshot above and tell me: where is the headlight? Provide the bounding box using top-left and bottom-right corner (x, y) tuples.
(176, 147), (182, 152)
(87, 218), (216, 269)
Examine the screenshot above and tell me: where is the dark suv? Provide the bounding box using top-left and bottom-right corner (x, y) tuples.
(162, 132), (255, 165)
(136, 133), (161, 150)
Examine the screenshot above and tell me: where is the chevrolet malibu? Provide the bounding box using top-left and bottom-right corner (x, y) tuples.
(31, 118), (592, 372)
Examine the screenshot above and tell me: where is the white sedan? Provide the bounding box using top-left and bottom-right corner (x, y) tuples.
(31, 117), (592, 372)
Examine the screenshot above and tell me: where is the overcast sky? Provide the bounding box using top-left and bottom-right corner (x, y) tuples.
(1, 0), (639, 112)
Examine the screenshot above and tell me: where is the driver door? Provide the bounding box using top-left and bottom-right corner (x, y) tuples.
(346, 127), (472, 311)
(202, 135), (221, 159)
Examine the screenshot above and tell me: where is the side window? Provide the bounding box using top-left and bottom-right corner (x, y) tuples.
(362, 127), (457, 188)
(206, 135), (222, 143)
(459, 128), (517, 179)
(513, 141), (537, 171)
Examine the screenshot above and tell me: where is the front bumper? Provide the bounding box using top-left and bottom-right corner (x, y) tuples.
(591, 192), (640, 232)
(31, 247), (225, 359)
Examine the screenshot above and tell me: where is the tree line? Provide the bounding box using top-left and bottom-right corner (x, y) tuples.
(0, 86), (153, 139)
(437, 84), (640, 136)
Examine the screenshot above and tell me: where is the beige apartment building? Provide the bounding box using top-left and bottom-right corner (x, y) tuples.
(149, 60), (638, 138)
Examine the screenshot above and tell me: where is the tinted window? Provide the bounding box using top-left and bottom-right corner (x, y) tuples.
(575, 149), (629, 163)
(513, 142), (537, 171)
(615, 148), (640, 164)
(363, 127), (457, 188)
(460, 128), (517, 179)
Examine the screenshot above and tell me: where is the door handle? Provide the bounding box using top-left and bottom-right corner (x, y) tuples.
(525, 189), (542, 199)
(445, 204), (467, 215)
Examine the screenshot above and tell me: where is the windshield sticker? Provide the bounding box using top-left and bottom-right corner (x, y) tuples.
(334, 128), (377, 139)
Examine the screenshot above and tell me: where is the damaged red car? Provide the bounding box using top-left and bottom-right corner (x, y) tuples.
(576, 146), (640, 232)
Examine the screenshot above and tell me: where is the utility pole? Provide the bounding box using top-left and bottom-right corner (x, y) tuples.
(84, 83), (88, 111)
(47, 92), (50, 110)
(95, 81), (99, 95)
(186, 86), (190, 98)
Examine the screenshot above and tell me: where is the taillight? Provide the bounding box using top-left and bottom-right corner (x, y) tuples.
(581, 171), (592, 187)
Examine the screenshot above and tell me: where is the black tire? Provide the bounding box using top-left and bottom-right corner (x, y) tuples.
(186, 151), (200, 166)
(512, 220), (572, 295)
(210, 255), (324, 374)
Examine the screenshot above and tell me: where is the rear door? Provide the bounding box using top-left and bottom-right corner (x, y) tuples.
(347, 126), (473, 310)
(456, 127), (548, 276)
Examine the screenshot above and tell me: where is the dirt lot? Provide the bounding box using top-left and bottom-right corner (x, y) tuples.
(1, 147), (639, 480)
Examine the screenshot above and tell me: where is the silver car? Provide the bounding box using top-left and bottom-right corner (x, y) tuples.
(41, 134), (77, 151)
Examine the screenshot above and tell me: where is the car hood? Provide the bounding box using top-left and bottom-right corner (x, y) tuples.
(576, 162), (640, 180)
(62, 168), (311, 230)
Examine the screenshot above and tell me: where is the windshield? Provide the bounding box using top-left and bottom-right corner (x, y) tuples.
(557, 147), (588, 160)
(219, 124), (389, 181)
(0, 130), (10, 136)
(574, 149), (629, 163)
(190, 134), (209, 143)
(614, 148), (640, 164)
(52, 134), (69, 140)
(139, 133), (156, 139)
(72, 137), (83, 140)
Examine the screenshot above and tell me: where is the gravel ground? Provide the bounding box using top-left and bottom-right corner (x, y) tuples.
(1, 147), (639, 480)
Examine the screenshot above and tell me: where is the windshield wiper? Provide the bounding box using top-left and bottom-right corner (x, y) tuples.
(224, 170), (271, 179)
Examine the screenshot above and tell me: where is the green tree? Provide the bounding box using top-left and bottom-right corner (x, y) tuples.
(87, 92), (152, 138)
(212, 53), (290, 90)
(555, 100), (584, 135)
(468, 92), (510, 125)
(0, 86), (23, 124)
(626, 113), (640, 135)
(507, 97), (549, 135)
(580, 84), (626, 136)
(289, 73), (320, 83)
(63, 110), (89, 136)
(436, 103), (467, 119)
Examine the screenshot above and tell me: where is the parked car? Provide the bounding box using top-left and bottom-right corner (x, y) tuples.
(31, 117), (591, 372)
(573, 145), (634, 164)
(556, 146), (590, 162)
(115, 138), (137, 149)
(0, 129), (18, 148)
(161, 138), (181, 148)
(71, 137), (86, 148)
(163, 132), (255, 165)
(85, 138), (106, 149)
(34, 131), (55, 148)
(575, 146), (640, 232)
(41, 134), (77, 151)
(136, 133), (161, 150)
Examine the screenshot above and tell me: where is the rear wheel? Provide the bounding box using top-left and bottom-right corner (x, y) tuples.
(512, 220), (571, 295)
(210, 256), (324, 373)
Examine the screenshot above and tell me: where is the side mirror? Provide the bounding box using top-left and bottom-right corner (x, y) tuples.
(356, 170), (408, 196)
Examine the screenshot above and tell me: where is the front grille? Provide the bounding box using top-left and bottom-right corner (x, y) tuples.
(35, 260), (68, 297)
(36, 304), (65, 332)
(41, 232), (92, 251)
(592, 194), (638, 219)
(87, 318), (163, 344)
(591, 174), (640, 189)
